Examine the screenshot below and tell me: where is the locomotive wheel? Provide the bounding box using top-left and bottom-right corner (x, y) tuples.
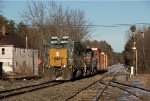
(76, 67), (83, 78)
(71, 68), (78, 80)
(90, 67), (94, 75)
(86, 68), (91, 75)
(94, 67), (98, 74)
(81, 67), (84, 76)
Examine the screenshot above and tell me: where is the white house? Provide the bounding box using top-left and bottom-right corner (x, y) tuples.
(0, 33), (39, 76)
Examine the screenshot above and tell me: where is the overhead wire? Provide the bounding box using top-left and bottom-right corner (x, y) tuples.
(12, 22), (150, 28)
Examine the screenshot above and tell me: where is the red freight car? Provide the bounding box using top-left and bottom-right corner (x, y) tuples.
(91, 48), (103, 71)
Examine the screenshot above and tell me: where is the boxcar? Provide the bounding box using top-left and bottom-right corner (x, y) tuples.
(101, 52), (108, 71)
(91, 48), (101, 71)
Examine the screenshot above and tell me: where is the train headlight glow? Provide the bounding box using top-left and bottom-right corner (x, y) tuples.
(63, 65), (66, 68)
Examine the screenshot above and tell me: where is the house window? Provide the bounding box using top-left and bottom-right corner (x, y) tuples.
(2, 48), (5, 55)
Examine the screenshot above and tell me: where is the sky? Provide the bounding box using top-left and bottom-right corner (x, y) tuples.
(1, 0), (150, 52)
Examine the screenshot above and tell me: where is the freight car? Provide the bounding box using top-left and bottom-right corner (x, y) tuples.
(44, 36), (86, 80)
(91, 48), (102, 71)
(91, 48), (108, 72)
(101, 52), (108, 71)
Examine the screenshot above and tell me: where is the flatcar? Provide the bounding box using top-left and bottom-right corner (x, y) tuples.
(44, 36), (86, 80)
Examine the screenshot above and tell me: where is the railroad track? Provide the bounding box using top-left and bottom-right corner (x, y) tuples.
(92, 67), (121, 101)
(0, 80), (65, 99)
(108, 80), (150, 100)
(58, 64), (148, 101)
(95, 69), (150, 101)
(98, 81), (144, 100)
(5, 65), (148, 101)
(65, 65), (119, 101)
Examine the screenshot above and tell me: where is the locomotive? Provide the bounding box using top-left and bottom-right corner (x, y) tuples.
(44, 36), (108, 80)
(44, 36), (86, 80)
(83, 48), (97, 75)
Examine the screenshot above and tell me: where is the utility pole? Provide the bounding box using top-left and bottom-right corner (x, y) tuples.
(130, 25), (137, 75)
(26, 36), (28, 66)
(141, 31), (146, 73)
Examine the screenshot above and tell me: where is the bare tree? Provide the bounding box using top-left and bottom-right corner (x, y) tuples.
(21, 1), (91, 74)
(46, 2), (90, 41)
(21, 1), (91, 49)
(21, 1), (50, 53)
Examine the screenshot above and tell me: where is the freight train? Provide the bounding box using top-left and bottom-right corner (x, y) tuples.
(44, 36), (108, 80)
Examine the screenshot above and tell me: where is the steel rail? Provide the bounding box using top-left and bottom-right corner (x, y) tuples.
(93, 68), (121, 101)
(0, 81), (64, 99)
(112, 81), (150, 92)
(99, 81), (143, 100)
(65, 66), (118, 101)
(0, 80), (55, 93)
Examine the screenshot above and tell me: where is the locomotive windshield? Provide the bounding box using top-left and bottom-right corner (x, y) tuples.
(50, 38), (69, 45)
(60, 39), (68, 44)
(51, 39), (57, 44)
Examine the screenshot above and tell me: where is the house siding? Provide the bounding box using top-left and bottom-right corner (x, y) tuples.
(13, 48), (38, 75)
(0, 46), (13, 72)
(0, 45), (38, 75)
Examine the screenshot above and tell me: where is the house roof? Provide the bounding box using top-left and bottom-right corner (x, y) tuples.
(0, 33), (26, 48)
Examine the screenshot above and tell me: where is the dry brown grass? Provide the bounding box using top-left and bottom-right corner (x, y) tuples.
(137, 74), (150, 89)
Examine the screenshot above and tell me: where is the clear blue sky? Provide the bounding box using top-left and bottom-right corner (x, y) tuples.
(1, 1), (150, 52)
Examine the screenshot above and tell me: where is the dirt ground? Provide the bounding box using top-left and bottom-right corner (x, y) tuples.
(124, 74), (150, 101)
(134, 74), (150, 89)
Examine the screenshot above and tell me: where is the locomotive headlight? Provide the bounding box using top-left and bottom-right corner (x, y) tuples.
(63, 65), (66, 68)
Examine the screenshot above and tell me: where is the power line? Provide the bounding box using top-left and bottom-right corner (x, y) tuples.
(12, 22), (150, 28)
